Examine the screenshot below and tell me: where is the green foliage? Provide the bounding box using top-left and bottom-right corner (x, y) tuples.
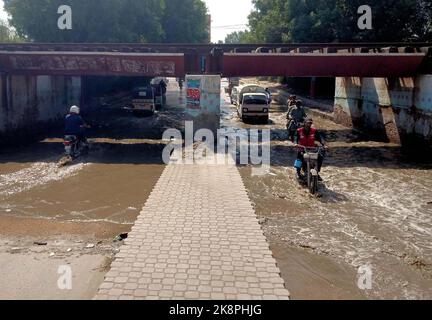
(227, 0), (432, 44)
(224, 31), (253, 44)
(162, 0), (209, 43)
(0, 20), (23, 42)
(3, 0), (210, 43)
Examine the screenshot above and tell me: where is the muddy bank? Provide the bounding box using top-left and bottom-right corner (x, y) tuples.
(0, 235), (118, 300)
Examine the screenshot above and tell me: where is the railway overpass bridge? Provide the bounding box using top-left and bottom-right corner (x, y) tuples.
(0, 42), (431, 146)
(0, 42), (430, 77)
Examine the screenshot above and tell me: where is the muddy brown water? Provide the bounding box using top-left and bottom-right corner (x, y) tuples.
(1, 78), (431, 300)
(220, 79), (432, 299)
(0, 81), (186, 239)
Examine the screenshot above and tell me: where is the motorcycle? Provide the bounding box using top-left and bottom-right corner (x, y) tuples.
(295, 145), (325, 195)
(59, 135), (89, 166)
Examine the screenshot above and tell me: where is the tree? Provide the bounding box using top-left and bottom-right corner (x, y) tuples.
(242, 0), (432, 43)
(162, 0), (209, 43)
(224, 31), (251, 44)
(0, 19), (23, 42)
(3, 0), (209, 43)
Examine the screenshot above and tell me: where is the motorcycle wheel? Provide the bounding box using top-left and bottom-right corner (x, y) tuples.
(309, 175), (318, 195)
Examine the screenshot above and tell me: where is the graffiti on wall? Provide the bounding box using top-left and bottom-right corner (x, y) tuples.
(7, 55), (177, 76)
(186, 77), (202, 110)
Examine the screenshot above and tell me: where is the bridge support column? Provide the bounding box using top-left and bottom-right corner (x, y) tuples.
(185, 75), (221, 136)
(334, 76), (432, 147)
(0, 75), (81, 146)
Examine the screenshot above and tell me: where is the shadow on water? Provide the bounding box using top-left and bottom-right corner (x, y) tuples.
(317, 184), (350, 203)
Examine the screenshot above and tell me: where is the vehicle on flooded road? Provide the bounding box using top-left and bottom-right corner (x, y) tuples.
(58, 135), (90, 166)
(151, 77), (168, 110)
(127, 86), (156, 116)
(295, 145), (325, 195)
(225, 77), (240, 96)
(237, 92), (270, 123)
(232, 84), (269, 106)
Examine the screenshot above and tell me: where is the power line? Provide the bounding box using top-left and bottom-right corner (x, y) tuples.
(212, 24), (248, 29)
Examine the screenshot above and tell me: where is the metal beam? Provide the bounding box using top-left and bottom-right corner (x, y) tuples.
(222, 53), (427, 77)
(0, 52), (185, 77)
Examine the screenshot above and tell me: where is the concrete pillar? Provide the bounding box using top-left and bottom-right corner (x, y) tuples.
(334, 76), (432, 145)
(185, 75), (221, 136)
(0, 74), (81, 145)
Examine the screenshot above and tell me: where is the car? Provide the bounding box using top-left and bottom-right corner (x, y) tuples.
(237, 92), (269, 123)
(130, 86), (156, 116)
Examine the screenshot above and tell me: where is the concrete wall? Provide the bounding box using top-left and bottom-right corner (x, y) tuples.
(0, 75), (81, 145)
(334, 76), (432, 145)
(185, 75), (221, 135)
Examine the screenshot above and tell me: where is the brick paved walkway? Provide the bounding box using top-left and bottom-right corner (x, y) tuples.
(95, 162), (290, 300)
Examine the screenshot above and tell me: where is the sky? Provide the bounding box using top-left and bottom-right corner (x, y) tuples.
(0, 0), (254, 43)
(204, 0), (254, 43)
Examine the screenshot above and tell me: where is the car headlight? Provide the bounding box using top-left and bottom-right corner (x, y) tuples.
(243, 108), (248, 113)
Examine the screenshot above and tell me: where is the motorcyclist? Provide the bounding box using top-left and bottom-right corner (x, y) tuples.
(294, 117), (327, 181)
(287, 95), (297, 110)
(65, 105), (89, 147)
(287, 100), (307, 142)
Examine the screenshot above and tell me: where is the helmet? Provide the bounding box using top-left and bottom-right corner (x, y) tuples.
(304, 117), (313, 124)
(289, 95), (297, 100)
(70, 105), (80, 114)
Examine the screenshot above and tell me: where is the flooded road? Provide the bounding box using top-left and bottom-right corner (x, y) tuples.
(0, 77), (431, 299)
(0, 80), (187, 239)
(221, 79), (432, 299)
(0, 80), (185, 299)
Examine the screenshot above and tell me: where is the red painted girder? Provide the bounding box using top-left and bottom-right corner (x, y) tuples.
(222, 53), (427, 77)
(0, 52), (185, 77)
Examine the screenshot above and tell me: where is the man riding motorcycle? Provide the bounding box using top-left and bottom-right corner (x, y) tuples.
(287, 95), (297, 110)
(294, 117), (327, 181)
(287, 100), (307, 142)
(65, 105), (89, 147)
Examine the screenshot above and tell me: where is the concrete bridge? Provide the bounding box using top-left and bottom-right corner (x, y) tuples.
(0, 42), (431, 146)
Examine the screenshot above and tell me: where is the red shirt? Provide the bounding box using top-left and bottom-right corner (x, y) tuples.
(297, 127), (318, 147)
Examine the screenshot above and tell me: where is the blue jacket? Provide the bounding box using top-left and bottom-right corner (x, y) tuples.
(65, 114), (84, 135)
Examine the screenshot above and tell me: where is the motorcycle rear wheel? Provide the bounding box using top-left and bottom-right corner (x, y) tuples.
(309, 175), (318, 195)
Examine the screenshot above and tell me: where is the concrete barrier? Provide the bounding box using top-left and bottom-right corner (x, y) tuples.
(334, 76), (432, 146)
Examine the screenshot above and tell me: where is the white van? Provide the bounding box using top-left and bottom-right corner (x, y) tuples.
(233, 84), (268, 106)
(237, 93), (269, 123)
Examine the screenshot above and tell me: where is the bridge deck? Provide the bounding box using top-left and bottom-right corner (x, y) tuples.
(96, 163), (290, 300)
(0, 42), (429, 77)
